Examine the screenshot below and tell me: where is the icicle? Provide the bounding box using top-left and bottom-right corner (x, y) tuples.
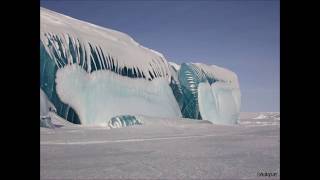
(41, 8), (175, 82)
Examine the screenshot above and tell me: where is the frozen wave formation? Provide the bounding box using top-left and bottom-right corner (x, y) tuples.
(40, 7), (241, 126)
(170, 63), (241, 125)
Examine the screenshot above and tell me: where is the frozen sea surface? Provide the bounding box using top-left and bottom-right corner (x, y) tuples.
(41, 112), (279, 179)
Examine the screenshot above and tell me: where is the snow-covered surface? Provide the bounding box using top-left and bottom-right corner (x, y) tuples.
(194, 63), (240, 89)
(169, 61), (181, 71)
(41, 112), (279, 179)
(40, 7), (171, 81)
(239, 112), (280, 126)
(250, 112), (280, 121)
(254, 114), (268, 119)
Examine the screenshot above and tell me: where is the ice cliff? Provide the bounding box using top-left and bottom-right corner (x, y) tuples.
(40, 7), (241, 126)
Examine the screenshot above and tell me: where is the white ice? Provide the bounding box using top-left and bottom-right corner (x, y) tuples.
(55, 64), (181, 126)
(198, 82), (240, 125)
(41, 7), (242, 126)
(40, 88), (56, 117)
(40, 7), (172, 81)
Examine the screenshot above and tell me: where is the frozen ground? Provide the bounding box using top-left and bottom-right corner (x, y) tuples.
(40, 112), (279, 179)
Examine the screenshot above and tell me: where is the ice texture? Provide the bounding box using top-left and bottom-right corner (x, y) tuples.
(40, 7), (241, 126)
(169, 61), (181, 71)
(198, 82), (239, 125)
(40, 88), (56, 128)
(197, 82), (219, 122)
(40, 7), (177, 125)
(177, 63), (207, 119)
(195, 63), (241, 124)
(108, 115), (142, 129)
(41, 41), (81, 124)
(40, 88), (56, 117)
(170, 63), (241, 124)
(56, 64), (181, 126)
(40, 7), (172, 81)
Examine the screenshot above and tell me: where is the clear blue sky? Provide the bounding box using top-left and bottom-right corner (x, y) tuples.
(41, 0), (279, 112)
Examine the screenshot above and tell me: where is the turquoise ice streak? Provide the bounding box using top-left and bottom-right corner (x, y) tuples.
(40, 7), (241, 126)
(40, 41), (81, 124)
(169, 62), (241, 124)
(177, 63), (207, 119)
(108, 115), (142, 128)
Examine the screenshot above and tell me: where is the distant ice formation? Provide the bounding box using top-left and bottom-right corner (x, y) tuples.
(40, 7), (241, 126)
(253, 113), (280, 121)
(253, 114), (268, 120)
